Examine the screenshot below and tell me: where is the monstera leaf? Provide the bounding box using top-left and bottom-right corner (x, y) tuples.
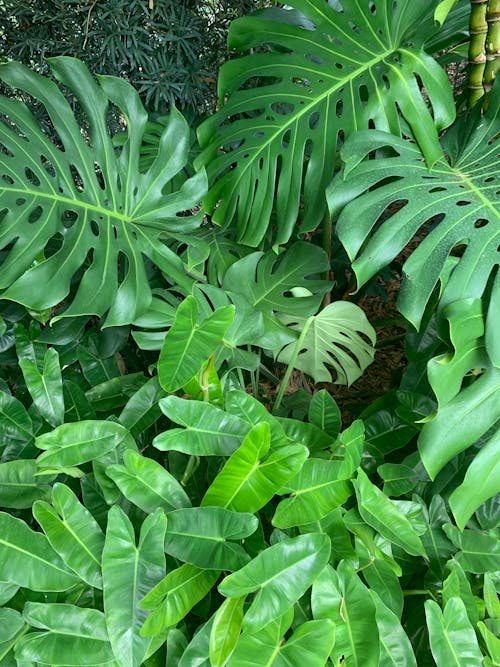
(328, 81), (500, 330)
(0, 57), (206, 326)
(196, 0), (455, 246)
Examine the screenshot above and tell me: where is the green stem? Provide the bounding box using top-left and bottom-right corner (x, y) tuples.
(468, 0), (489, 106)
(322, 209), (333, 307)
(181, 455), (200, 486)
(484, 0), (500, 104)
(273, 315), (313, 413)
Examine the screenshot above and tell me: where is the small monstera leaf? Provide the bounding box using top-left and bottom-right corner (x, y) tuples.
(196, 0), (455, 246)
(277, 301), (376, 385)
(328, 81), (499, 330)
(0, 57), (206, 326)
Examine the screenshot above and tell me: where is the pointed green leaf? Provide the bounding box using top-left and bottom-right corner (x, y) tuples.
(118, 376), (165, 437)
(0, 460), (51, 508)
(106, 449), (191, 514)
(0, 608), (24, 643)
(19, 348), (64, 427)
(36, 420), (134, 468)
(362, 560), (403, 619)
(209, 596), (245, 667)
(0, 391), (33, 456)
(165, 507), (257, 571)
(425, 598), (483, 667)
(219, 533), (330, 633)
(442, 560), (480, 627)
(443, 524), (500, 573)
(0, 511), (79, 591)
(201, 423), (308, 512)
(354, 469), (425, 556)
(33, 483), (104, 589)
(140, 565), (220, 638)
(372, 593), (417, 667)
(308, 389), (341, 438)
(225, 390), (288, 449)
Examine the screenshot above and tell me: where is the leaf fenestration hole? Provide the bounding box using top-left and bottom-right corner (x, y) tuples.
(25, 167), (40, 187)
(2, 174), (14, 185)
(62, 210), (78, 229)
(90, 220), (99, 236)
(308, 112), (320, 131)
(456, 200), (472, 206)
(28, 206), (43, 224)
(474, 218), (488, 228)
(429, 186), (447, 193)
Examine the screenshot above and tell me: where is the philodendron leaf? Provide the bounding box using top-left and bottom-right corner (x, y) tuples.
(154, 396), (249, 456)
(443, 524), (500, 573)
(209, 596), (245, 667)
(0, 459), (52, 508)
(35, 419), (134, 468)
(33, 483), (104, 589)
(273, 459), (352, 528)
(106, 449), (191, 514)
(311, 562), (379, 667)
(103, 506), (167, 667)
(308, 389), (341, 438)
(277, 302), (376, 385)
(157, 296), (234, 392)
(219, 533), (331, 633)
(354, 469), (426, 557)
(0, 57), (206, 326)
(140, 565), (220, 638)
(329, 83), (499, 329)
(164, 507), (257, 571)
(201, 423), (308, 513)
(425, 598), (483, 667)
(197, 0), (454, 246)
(0, 391), (33, 456)
(372, 593), (417, 667)
(19, 348), (64, 427)
(15, 603), (115, 666)
(0, 511), (79, 591)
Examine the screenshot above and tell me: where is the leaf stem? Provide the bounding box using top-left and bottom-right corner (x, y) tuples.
(273, 316), (314, 413)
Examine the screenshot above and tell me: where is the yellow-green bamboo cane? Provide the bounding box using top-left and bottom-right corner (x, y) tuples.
(484, 0), (500, 104)
(468, 0), (489, 106)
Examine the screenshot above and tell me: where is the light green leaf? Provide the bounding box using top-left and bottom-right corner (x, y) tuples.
(449, 429), (500, 530)
(311, 562), (379, 667)
(103, 506), (167, 667)
(0, 57), (206, 324)
(484, 573), (500, 619)
(442, 560), (480, 627)
(354, 469), (425, 557)
(372, 593), (417, 667)
(19, 348), (64, 427)
(225, 390), (288, 449)
(158, 296), (234, 392)
(277, 302), (376, 385)
(165, 507), (257, 571)
(140, 565), (220, 638)
(273, 459), (352, 528)
(219, 533), (330, 633)
(0, 608), (24, 643)
(362, 559), (403, 619)
(0, 460), (52, 508)
(209, 596), (245, 667)
(33, 483), (104, 589)
(443, 524), (500, 573)
(154, 396), (249, 456)
(118, 376), (165, 437)
(16, 603), (115, 666)
(425, 598), (483, 667)
(201, 423), (308, 512)
(478, 622), (500, 665)
(308, 389), (341, 438)
(178, 619), (212, 667)
(378, 463), (420, 497)
(435, 0), (459, 25)
(0, 511), (79, 591)
(106, 449), (191, 514)
(36, 420), (134, 468)
(0, 391), (33, 456)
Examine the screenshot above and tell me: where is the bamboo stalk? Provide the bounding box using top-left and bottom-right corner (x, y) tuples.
(468, 0), (489, 106)
(484, 0), (500, 104)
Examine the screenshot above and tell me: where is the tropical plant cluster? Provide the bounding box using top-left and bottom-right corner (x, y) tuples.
(0, 0), (498, 666)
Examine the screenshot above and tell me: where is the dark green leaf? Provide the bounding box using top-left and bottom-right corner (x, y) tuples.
(19, 348), (64, 427)
(0, 460), (51, 508)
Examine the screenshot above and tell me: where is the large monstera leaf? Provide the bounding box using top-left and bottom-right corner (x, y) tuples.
(196, 0), (456, 246)
(328, 82), (500, 331)
(0, 57), (206, 326)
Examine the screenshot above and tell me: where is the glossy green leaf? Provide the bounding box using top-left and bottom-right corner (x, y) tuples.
(273, 459), (352, 528)
(32, 483), (104, 589)
(36, 420), (134, 468)
(378, 463), (420, 497)
(372, 593), (417, 667)
(354, 469), (425, 556)
(362, 559), (403, 619)
(275, 417), (333, 453)
(277, 302), (376, 385)
(478, 622), (500, 665)
(92, 430), (138, 505)
(442, 560), (480, 626)
(0, 582), (19, 605)
(417, 495), (455, 578)
(0, 57), (206, 325)
(449, 429), (500, 530)
(0, 391), (33, 456)
(103, 506), (167, 667)
(209, 596), (245, 667)
(19, 348), (64, 427)
(140, 565), (220, 638)
(0, 608), (24, 643)
(63, 381), (96, 422)
(154, 396), (249, 456)
(484, 573), (500, 619)
(336, 420), (365, 479)
(106, 449), (191, 514)
(308, 389), (341, 438)
(201, 423), (308, 512)
(311, 562), (379, 666)
(425, 598), (483, 667)
(118, 376), (165, 437)
(443, 524), (500, 573)
(178, 619), (212, 667)
(0, 511), (79, 591)
(225, 390), (288, 449)
(197, 0), (453, 246)
(329, 87), (498, 329)
(165, 507), (257, 571)
(16, 603), (115, 666)
(158, 296), (234, 392)
(219, 533), (330, 633)
(0, 459), (51, 508)
(222, 242), (330, 317)
(85, 373), (148, 413)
